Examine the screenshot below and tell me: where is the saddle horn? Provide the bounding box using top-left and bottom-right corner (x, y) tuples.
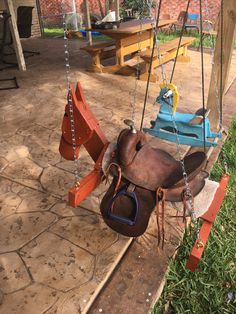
(124, 119), (137, 133)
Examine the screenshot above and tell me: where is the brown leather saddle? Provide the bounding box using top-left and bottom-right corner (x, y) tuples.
(100, 121), (207, 237)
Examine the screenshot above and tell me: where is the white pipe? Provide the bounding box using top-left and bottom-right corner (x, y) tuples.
(84, 0), (92, 45)
(115, 0), (120, 21)
(71, 0), (78, 30)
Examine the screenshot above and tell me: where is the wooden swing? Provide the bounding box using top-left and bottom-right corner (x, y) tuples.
(58, 0), (236, 271)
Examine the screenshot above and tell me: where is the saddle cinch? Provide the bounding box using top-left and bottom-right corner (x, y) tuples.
(100, 121), (208, 238)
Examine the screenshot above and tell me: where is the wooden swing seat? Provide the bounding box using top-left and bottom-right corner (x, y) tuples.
(139, 37), (195, 82)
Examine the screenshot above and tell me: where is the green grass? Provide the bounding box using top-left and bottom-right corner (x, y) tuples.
(158, 30), (236, 49)
(43, 27), (111, 41)
(43, 27), (236, 49)
(43, 28), (64, 37)
(153, 117), (236, 314)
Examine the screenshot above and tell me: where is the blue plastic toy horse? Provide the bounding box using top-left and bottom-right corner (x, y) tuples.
(143, 85), (221, 147)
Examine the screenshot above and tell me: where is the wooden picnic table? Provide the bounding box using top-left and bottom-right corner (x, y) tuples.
(87, 18), (177, 73)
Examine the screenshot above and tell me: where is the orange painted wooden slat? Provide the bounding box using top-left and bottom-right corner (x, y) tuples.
(186, 175), (230, 272)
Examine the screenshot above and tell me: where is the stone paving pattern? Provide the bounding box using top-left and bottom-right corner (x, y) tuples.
(0, 37), (235, 314)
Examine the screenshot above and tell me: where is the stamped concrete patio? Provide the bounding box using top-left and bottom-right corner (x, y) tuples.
(0, 37), (235, 314)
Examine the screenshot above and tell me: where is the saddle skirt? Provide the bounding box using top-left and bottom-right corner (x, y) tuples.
(100, 127), (208, 237)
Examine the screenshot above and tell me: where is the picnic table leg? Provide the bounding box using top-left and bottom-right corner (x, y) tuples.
(88, 50), (104, 73)
(116, 40), (125, 66)
(148, 29), (153, 49)
(139, 58), (159, 82)
(177, 45), (191, 62)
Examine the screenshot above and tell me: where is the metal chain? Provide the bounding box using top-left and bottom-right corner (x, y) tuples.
(166, 96), (199, 232)
(148, 2), (196, 222)
(147, 0), (199, 235)
(61, 3), (80, 187)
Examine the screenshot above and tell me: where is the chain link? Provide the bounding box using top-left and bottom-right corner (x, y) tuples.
(61, 4), (80, 187)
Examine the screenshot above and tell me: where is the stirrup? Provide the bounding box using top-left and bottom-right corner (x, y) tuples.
(107, 184), (139, 226)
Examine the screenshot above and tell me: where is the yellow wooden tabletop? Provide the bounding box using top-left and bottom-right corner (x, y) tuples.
(87, 19), (177, 35)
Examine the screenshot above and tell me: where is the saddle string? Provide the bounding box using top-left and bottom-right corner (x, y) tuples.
(182, 190), (191, 229)
(161, 191), (165, 249)
(155, 193), (161, 247)
(102, 162), (122, 198)
(156, 188), (165, 249)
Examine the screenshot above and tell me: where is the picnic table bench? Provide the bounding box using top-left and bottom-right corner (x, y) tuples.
(81, 19), (177, 75)
(81, 41), (116, 73)
(139, 37), (195, 82)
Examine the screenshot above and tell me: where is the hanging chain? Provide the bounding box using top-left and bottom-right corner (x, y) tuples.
(148, 1), (201, 237)
(61, 3), (80, 187)
(166, 96), (200, 236)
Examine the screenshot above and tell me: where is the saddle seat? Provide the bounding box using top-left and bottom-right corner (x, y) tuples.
(115, 128), (206, 190)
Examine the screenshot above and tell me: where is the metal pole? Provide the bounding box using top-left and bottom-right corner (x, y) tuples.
(84, 0), (92, 45)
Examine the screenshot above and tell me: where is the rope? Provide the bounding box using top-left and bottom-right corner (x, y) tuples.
(199, 0), (206, 152)
(220, 0), (224, 128)
(170, 0), (191, 83)
(139, 0), (163, 130)
(219, 0), (228, 174)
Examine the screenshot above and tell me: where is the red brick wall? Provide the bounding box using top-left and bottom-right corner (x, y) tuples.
(38, 0), (221, 27)
(160, 0), (221, 22)
(39, 0), (108, 16)
(39, 0), (107, 26)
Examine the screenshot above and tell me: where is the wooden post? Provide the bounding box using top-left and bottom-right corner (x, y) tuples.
(35, 0), (44, 36)
(4, 0), (26, 71)
(84, 0), (92, 46)
(115, 0), (120, 21)
(207, 0), (236, 129)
